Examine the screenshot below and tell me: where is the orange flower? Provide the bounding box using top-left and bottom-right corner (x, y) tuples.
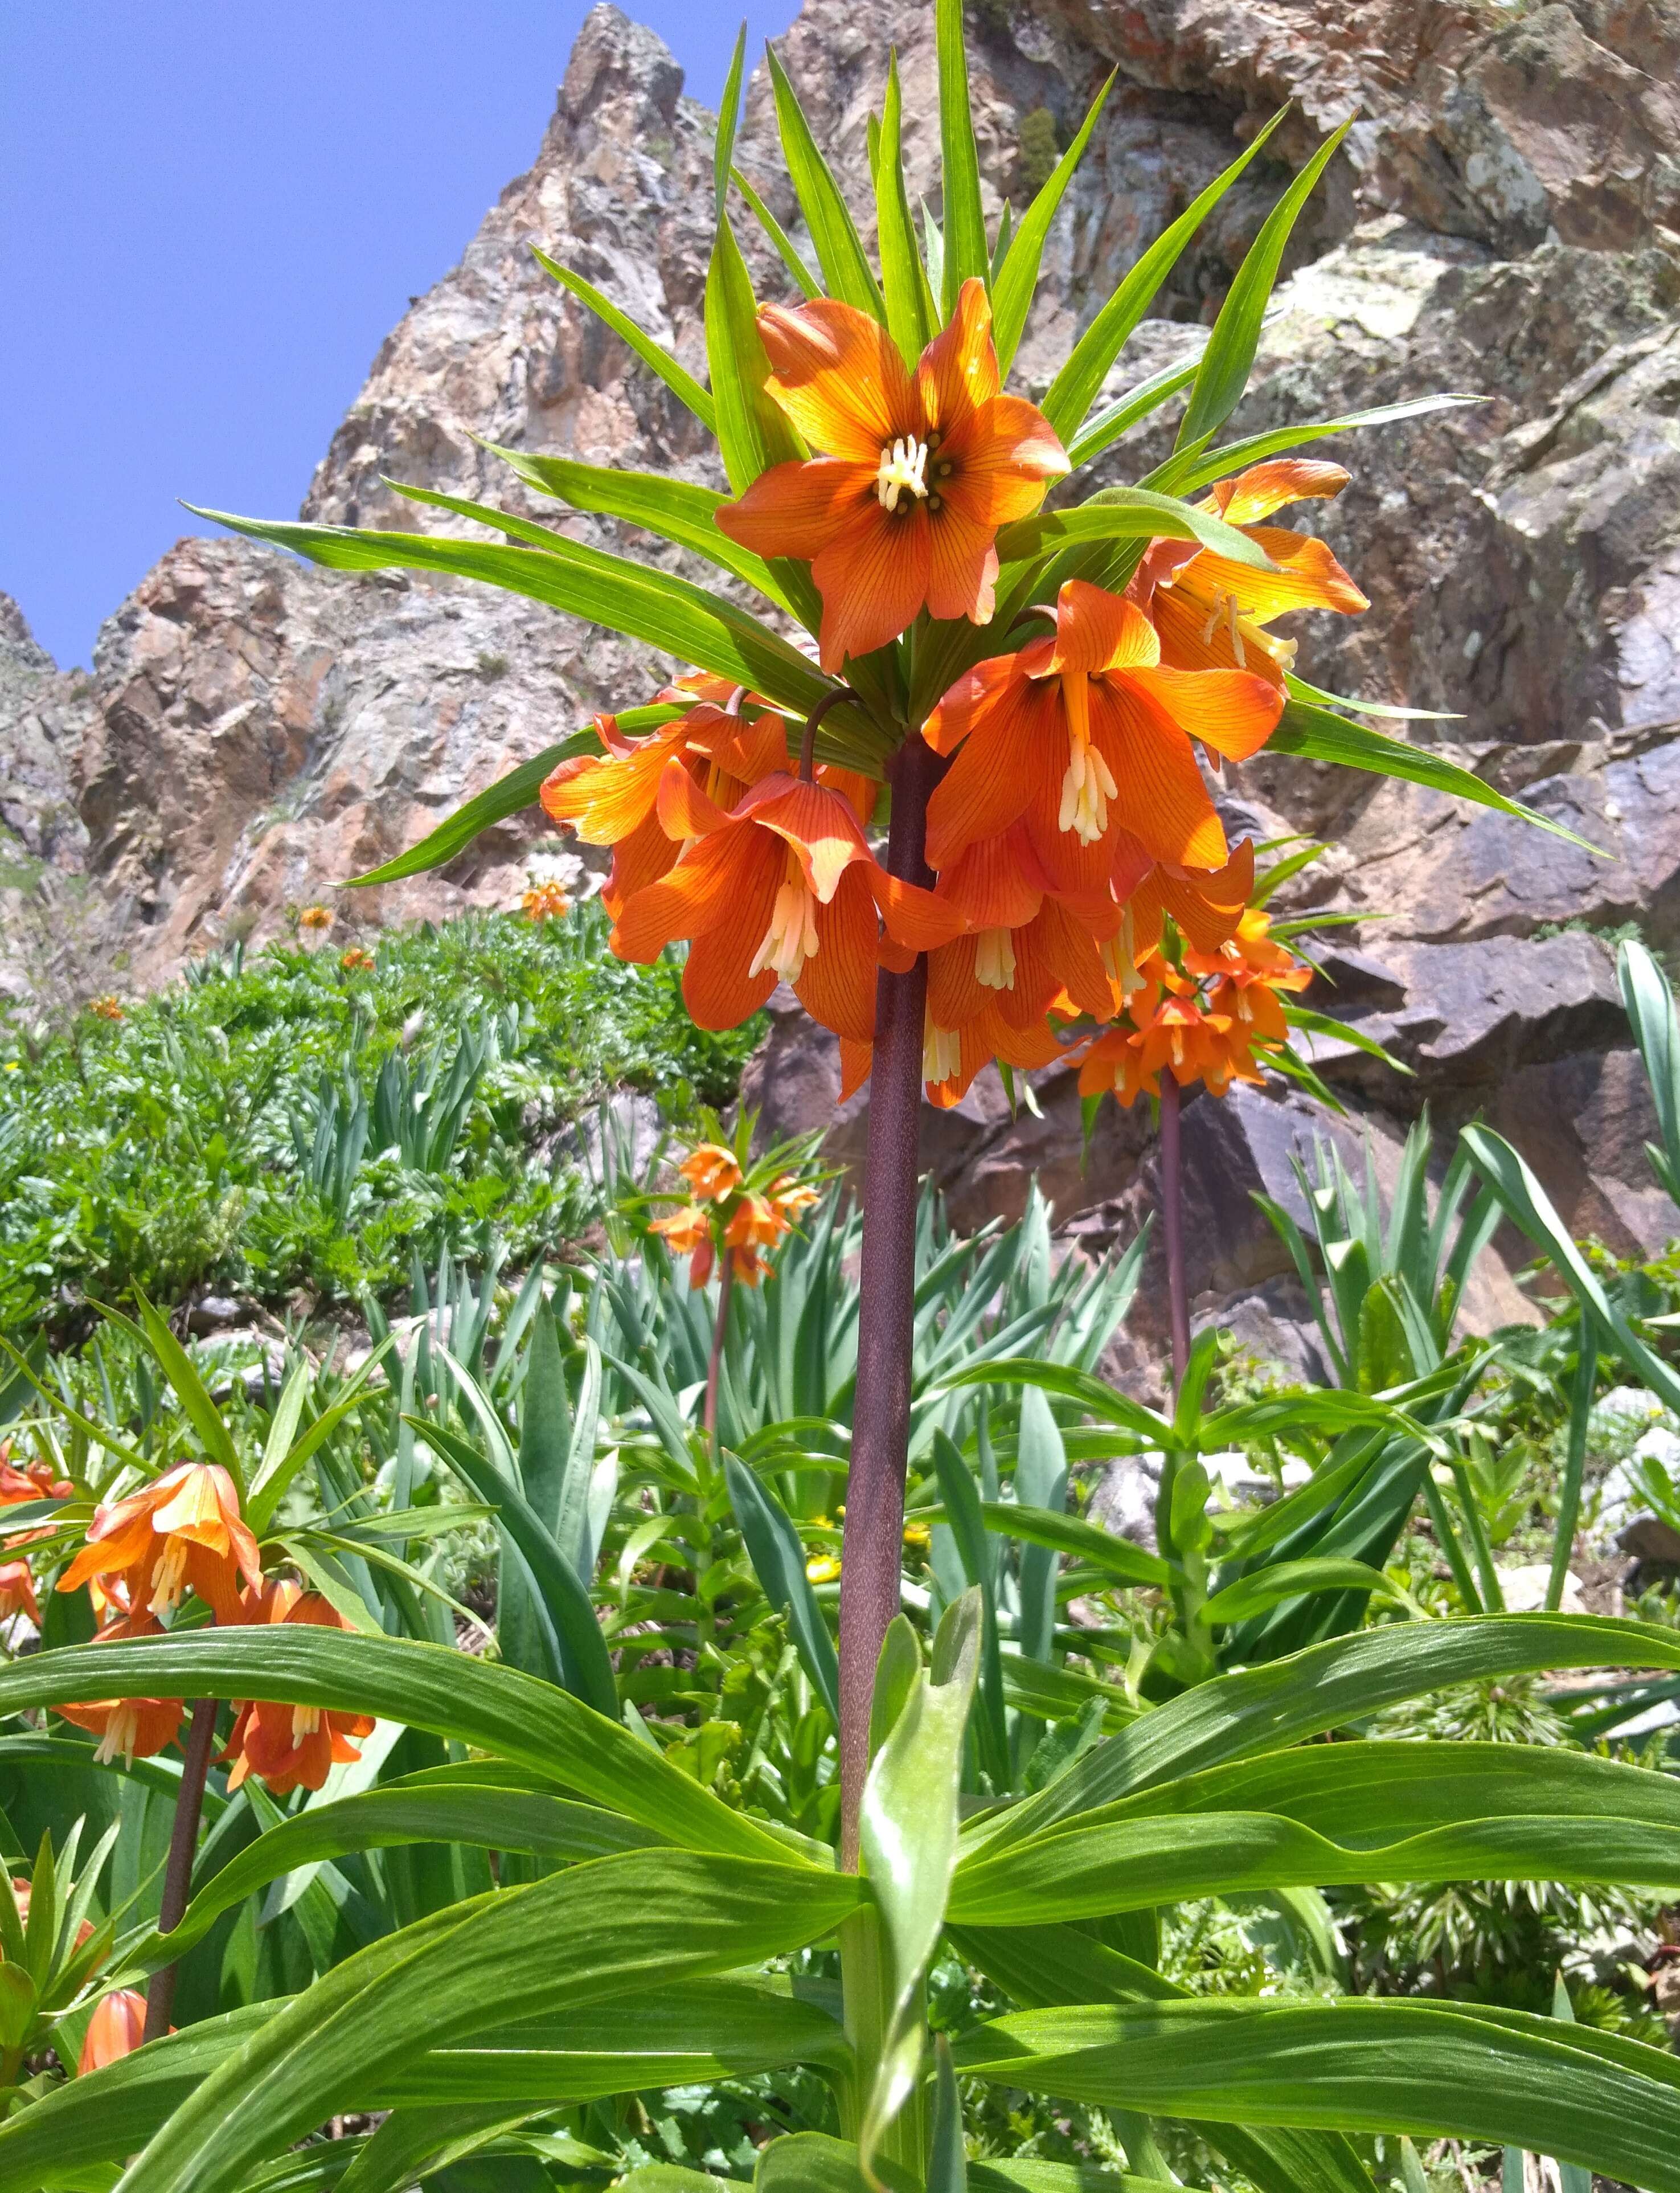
(716, 281), (1068, 671)
(1076, 1025), (1161, 1108)
(651, 1202), (715, 1288)
(769, 1176), (821, 1222)
(927, 824), (1112, 1036)
(56, 1610), (184, 1766)
(0, 1450), (72, 1557)
(1101, 835), (1256, 998)
(612, 764), (959, 1042)
(1133, 460), (1367, 684)
(924, 580), (1284, 889)
(59, 1462), (263, 1625)
(724, 1192), (788, 1285)
(1185, 907), (1313, 1045)
(298, 905), (334, 933)
(520, 881), (572, 923)
(11, 1876), (93, 1949)
(923, 997), (1063, 1108)
(678, 1144), (742, 1201)
(79, 1989), (150, 2073)
(1131, 986), (1247, 1091)
(339, 946), (376, 972)
(223, 1584), (374, 1796)
(0, 1561), (39, 1626)
(87, 996), (124, 1022)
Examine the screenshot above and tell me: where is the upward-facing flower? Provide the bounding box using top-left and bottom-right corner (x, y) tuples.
(611, 764), (960, 1042)
(716, 281), (1068, 671)
(923, 579), (1284, 886)
(59, 1462), (263, 1625)
(1133, 459), (1367, 682)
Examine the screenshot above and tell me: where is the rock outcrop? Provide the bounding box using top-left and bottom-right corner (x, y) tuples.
(3, 0), (1678, 1348)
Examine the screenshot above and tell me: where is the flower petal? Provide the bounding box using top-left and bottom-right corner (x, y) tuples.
(656, 756), (736, 841)
(809, 506), (931, 672)
(610, 828), (759, 961)
(1209, 460), (1350, 527)
(603, 809), (679, 921)
(1088, 680), (1227, 869)
(683, 927), (779, 1030)
(872, 871), (970, 954)
(839, 1038), (873, 1100)
(933, 823), (1046, 930)
(744, 776), (872, 903)
(925, 509), (1001, 626)
(759, 298), (920, 458)
(937, 394), (1069, 530)
(928, 937), (987, 1030)
(916, 277), (999, 434)
(1127, 665), (1284, 762)
(922, 651), (1026, 758)
(715, 456), (876, 560)
(795, 865), (881, 1042)
(540, 725), (682, 843)
(1186, 529), (1369, 622)
(1052, 581), (1159, 675)
(925, 676), (1063, 870)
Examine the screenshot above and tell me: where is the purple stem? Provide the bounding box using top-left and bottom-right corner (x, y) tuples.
(837, 735), (940, 1869)
(143, 1696), (218, 2043)
(1158, 1073), (1190, 1393)
(703, 1247), (734, 1459)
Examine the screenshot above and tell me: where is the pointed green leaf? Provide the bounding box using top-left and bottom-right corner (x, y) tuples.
(714, 24), (748, 218)
(707, 213), (808, 494)
(532, 248), (715, 433)
(765, 44), (885, 319)
(992, 75), (1113, 373)
(724, 1454), (839, 1722)
(731, 163), (822, 297)
(994, 484), (1273, 570)
(935, 0), (987, 310)
(875, 54), (932, 367)
(1156, 394), (1485, 498)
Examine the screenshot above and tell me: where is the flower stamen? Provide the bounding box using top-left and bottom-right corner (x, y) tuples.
(749, 850), (821, 983)
(1058, 672), (1117, 844)
(923, 1020), (962, 1085)
(875, 436), (931, 512)
(974, 926), (1017, 991)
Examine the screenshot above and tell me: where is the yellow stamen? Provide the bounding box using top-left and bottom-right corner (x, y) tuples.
(875, 436), (931, 512)
(148, 1537), (189, 1618)
(292, 1704), (322, 1745)
(923, 1021), (962, 1085)
(96, 1706), (139, 1768)
(1058, 672), (1116, 843)
(1100, 910), (1146, 997)
(974, 926), (1017, 991)
(748, 850), (821, 983)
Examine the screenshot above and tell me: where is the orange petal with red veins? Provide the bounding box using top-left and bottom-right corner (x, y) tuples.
(925, 510), (1001, 627)
(610, 828), (757, 961)
(716, 713), (791, 785)
(716, 456), (876, 560)
(1088, 680), (1227, 870)
(1209, 460), (1350, 527)
(922, 651), (1025, 758)
(656, 757), (736, 841)
(937, 395), (1069, 527)
(872, 871), (969, 953)
(1009, 899), (1112, 1026)
(916, 278), (1000, 434)
(1129, 665), (1284, 763)
(539, 730), (679, 843)
(683, 927), (778, 1030)
(758, 298), (920, 459)
(795, 865), (881, 1043)
(810, 506), (931, 672)
(1052, 581), (1159, 675)
(935, 825), (1046, 930)
(1191, 530), (1369, 622)
(928, 936), (987, 1030)
(924, 677), (1063, 870)
(747, 778), (871, 903)
(603, 809), (679, 920)
(839, 1039), (872, 1100)
(816, 764), (882, 826)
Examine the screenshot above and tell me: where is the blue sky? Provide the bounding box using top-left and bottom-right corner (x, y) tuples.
(1, 2), (798, 669)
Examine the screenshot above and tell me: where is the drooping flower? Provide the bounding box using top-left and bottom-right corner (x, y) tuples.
(87, 996), (124, 1023)
(923, 997), (1063, 1109)
(716, 281), (1068, 671)
(521, 880), (572, 923)
(1184, 906), (1313, 1046)
(611, 763), (960, 1043)
(678, 1144), (743, 1202)
(1132, 460), (1367, 684)
(338, 945), (377, 972)
(651, 1202), (716, 1289)
(298, 905), (334, 934)
(79, 1989), (150, 2073)
(769, 1175), (821, 1223)
(0, 1561), (39, 1626)
(723, 1193), (788, 1286)
(926, 823), (1112, 1038)
(222, 1583), (374, 1797)
(56, 1610), (184, 1766)
(923, 580), (1284, 887)
(59, 1462), (263, 1625)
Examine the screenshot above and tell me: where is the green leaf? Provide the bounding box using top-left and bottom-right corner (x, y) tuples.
(731, 163), (822, 298)
(1042, 109), (1288, 444)
(968, 1613), (1680, 1852)
(1618, 938), (1680, 1204)
(186, 507), (834, 723)
(1155, 395), (1484, 498)
(984, 1501), (1170, 1591)
(714, 24), (747, 218)
(992, 75), (1113, 374)
(952, 1998), (1680, 2193)
(765, 44), (884, 319)
(928, 2034), (968, 2192)
(347, 722), (629, 886)
(875, 54), (932, 367)
(335, 2106), (536, 2193)
(933, 1359), (1170, 1447)
(724, 1453), (840, 1722)
(994, 485), (1273, 571)
(707, 212), (809, 496)
(1268, 698), (1601, 852)
(474, 443), (790, 604)
(935, 0), (987, 312)
(1201, 1557), (1406, 1625)
(247, 1340), (398, 1537)
(532, 247), (716, 434)
(930, 1433), (1010, 1790)
(133, 1287), (240, 1487)
(1178, 120), (1351, 449)
(0, 1627), (800, 1863)
(116, 1853), (861, 2193)
(417, 1415), (617, 1717)
(1066, 353), (1204, 469)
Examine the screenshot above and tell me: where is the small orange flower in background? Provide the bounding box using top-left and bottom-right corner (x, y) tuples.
(222, 1582), (374, 1796)
(1131, 460), (1368, 685)
(521, 881), (571, 923)
(769, 1176), (821, 1222)
(298, 904), (334, 934)
(79, 1989), (150, 2073)
(339, 946), (376, 972)
(716, 280), (1068, 672)
(59, 1461), (263, 1625)
(86, 996), (124, 1023)
(724, 1193), (786, 1287)
(678, 1144), (742, 1202)
(56, 1610), (185, 1766)
(12, 1875), (93, 1949)
(0, 1562), (39, 1626)
(652, 1201), (716, 1289)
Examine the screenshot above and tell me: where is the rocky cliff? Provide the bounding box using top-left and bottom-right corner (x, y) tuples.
(3, 0), (1678, 1366)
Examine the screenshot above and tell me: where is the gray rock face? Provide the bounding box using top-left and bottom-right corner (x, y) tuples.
(2, 0), (1678, 1374)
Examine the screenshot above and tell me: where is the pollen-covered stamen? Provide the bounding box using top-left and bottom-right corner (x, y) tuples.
(923, 1020), (962, 1085)
(292, 1704), (323, 1745)
(748, 850), (821, 983)
(96, 1705), (140, 1768)
(875, 436), (931, 512)
(975, 926), (1017, 991)
(1100, 912), (1146, 998)
(1057, 671), (1117, 844)
(147, 1536), (189, 1617)
(1200, 588), (1248, 669)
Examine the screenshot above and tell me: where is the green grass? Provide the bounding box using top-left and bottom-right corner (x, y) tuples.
(0, 902), (759, 1334)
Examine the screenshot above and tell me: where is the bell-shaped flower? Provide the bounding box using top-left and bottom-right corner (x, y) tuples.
(923, 998), (1063, 1109)
(59, 1462), (262, 1625)
(924, 580), (1283, 887)
(79, 1990), (151, 2073)
(677, 1144), (741, 1201)
(0, 1561), (39, 1626)
(56, 1610), (184, 1766)
(651, 1202), (715, 1289)
(724, 1193), (789, 1286)
(1185, 907), (1312, 1043)
(716, 281), (1068, 671)
(927, 824), (1112, 1038)
(610, 762), (961, 1043)
(1133, 460), (1367, 683)
(223, 1583), (375, 1797)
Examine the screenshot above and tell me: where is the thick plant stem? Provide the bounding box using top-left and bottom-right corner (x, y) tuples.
(837, 736), (940, 1871)
(1158, 1073), (1190, 1393)
(703, 1250), (734, 1459)
(143, 1696), (219, 2042)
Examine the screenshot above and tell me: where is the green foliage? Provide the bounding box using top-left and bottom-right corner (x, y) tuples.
(0, 905), (757, 1331)
(1016, 110), (1059, 200)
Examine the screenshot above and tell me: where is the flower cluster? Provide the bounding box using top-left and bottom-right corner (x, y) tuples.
(521, 879), (572, 923)
(540, 287), (1362, 1113)
(0, 1447), (72, 1627)
(339, 945), (377, 973)
(649, 1137), (822, 1290)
